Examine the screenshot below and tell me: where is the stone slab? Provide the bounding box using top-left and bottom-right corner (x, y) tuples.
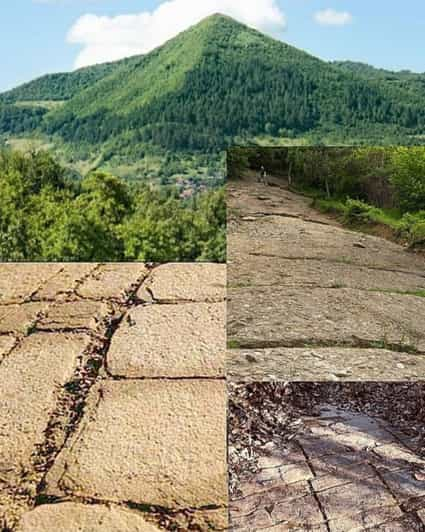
(0, 264), (61, 304)
(318, 479), (402, 530)
(228, 254), (425, 293)
(36, 300), (115, 331)
(228, 286), (425, 351)
(45, 380), (227, 510)
(78, 263), (149, 301)
(107, 302), (225, 378)
(17, 503), (162, 532)
(0, 302), (49, 334)
(138, 263), (226, 302)
(381, 468), (425, 502)
(227, 348), (425, 381)
(34, 263), (97, 300)
(0, 332), (90, 478)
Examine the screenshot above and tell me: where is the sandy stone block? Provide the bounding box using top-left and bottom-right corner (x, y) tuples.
(36, 300), (114, 331)
(138, 263), (226, 302)
(34, 263), (97, 300)
(0, 302), (49, 334)
(0, 333), (89, 477)
(107, 302), (225, 378)
(45, 380), (227, 510)
(17, 503), (162, 532)
(0, 264), (61, 304)
(78, 263), (149, 301)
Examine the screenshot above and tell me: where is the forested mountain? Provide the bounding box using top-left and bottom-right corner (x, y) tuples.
(0, 62), (118, 103)
(1, 14), (425, 178)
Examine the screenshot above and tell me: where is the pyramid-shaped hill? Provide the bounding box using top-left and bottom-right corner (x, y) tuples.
(2, 14), (425, 155)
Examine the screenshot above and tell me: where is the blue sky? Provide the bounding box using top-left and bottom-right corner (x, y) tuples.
(1, 0), (425, 92)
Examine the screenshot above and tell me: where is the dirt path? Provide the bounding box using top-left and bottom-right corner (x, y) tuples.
(0, 263), (227, 531)
(227, 176), (425, 381)
(230, 404), (425, 531)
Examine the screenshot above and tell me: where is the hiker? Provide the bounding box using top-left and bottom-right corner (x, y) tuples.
(258, 165), (268, 186)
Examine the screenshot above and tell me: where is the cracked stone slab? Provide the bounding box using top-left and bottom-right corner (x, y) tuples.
(77, 263), (149, 301)
(231, 493), (326, 531)
(138, 263), (226, 302)
(36, 299), (116, 331)
(107, 302), (225, 378)
(17, 503), (163, 532)
(0, 264), (61, 304)
(0, 332), (90, 479)
(230, 403), (425, 531)
(228, 286), (425, 351)
(229, 216), (425, 274)
(227, 348), (425, 381)
(228, 253), (425, 293)
(45, 380), (227, 519)
(381, 468), (425, 503)
(0, 302), (49, 334)
(318, 479), (403, 530)
(33, 263), (97, 300)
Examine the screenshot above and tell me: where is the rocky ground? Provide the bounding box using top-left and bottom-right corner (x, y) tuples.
(229, 396), (425, 531)
(0, 263), (227, 531)
(227, 175), (425, 381)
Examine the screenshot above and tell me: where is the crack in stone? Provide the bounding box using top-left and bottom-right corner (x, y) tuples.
(228, 338), (425, 355)
(247, 253), (425, 280)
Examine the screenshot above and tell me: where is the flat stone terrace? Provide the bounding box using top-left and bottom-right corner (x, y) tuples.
(227, 176), (425, 381)
(0, 263), (227, 531)
(230, 405), (425, 531)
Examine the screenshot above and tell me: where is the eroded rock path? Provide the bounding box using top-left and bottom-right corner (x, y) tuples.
(227, 177), (425, 381)
(0, 263), (227, 531)
(230, 405), (425, 531)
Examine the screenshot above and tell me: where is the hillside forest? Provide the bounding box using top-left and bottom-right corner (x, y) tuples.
(0, 149), (225, 262)
(229, 146), (425, 249)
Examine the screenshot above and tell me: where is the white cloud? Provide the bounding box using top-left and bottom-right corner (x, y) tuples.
(314, 8), (353, 26)
(67, 0), (287, 68)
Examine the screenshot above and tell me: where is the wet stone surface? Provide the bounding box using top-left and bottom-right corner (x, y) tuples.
(0, 263), (227, 531)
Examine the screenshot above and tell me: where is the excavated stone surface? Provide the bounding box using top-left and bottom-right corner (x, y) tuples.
(228, 177), (425, 380)
(77, 263), (149, 301)
(230, 404), (425, 531)
(138, 263), (226, 301)
(0, 333), (90, 478)
(45, 380), (227, 511)
(17, 503), (163, 532)
(108, 302), (226, 377)
(228, 348), (425, 381)
(0, 263), (226, 531)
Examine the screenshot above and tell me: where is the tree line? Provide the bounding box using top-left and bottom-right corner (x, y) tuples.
(0, 149), (225, 262)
